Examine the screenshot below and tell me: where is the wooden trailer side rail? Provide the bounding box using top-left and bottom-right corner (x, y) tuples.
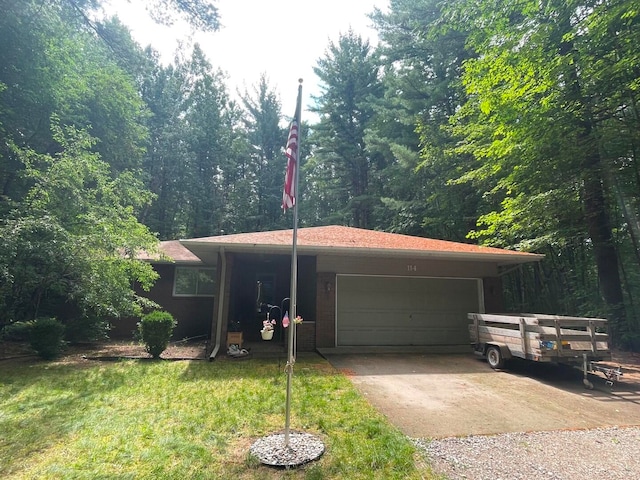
(468, 313), (612, 363)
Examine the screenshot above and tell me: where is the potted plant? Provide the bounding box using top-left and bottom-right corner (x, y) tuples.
(260, 318), (276, 340)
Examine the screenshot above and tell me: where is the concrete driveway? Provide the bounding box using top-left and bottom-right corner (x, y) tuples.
(323, 353), (640, 438)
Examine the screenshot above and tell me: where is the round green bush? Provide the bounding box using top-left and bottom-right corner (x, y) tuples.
(30, 317), (66, 360)
(138, 311), (176, 358)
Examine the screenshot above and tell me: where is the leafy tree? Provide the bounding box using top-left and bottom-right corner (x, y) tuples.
(0, 122), (159, 330)
(445, 0), (640, 344)
(63, 0), (220, 33)
(0, 0), (149, 206)
(141, 0), (220, 32)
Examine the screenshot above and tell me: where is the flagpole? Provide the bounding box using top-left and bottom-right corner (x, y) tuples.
(284, 79), (302, 447)
(250, 79), (322, 468)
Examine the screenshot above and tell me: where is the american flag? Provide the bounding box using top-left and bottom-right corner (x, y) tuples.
(282, 117), (298, 211)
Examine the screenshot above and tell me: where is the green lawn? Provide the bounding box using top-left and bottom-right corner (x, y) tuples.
(0, 354), (438, 479)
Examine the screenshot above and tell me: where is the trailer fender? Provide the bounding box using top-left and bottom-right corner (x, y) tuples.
(484, 343), (511, 369)
(485, 343), (512, 359)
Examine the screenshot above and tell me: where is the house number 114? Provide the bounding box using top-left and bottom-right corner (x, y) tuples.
(407, 265), (417, 272)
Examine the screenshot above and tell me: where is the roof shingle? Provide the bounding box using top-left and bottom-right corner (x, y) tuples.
(141, 240), (202, 264)
(180, 225), (541, 262)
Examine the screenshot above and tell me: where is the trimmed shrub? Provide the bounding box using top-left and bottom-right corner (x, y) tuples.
(30, 317), (66, 360)
(138, 311), (176, 358)
(64, 315), (110, 343)
(1, 321), (34, 342)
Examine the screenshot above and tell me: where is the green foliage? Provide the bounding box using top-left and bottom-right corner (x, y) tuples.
(145, 0), (220, 32)
(1, 321), (33, 342)
(2, 0), (640, 349)
(0, 215), (73, 323)
(370, 0), (478, 240)
(0, 0), (160, 338)
(29, 317), (66, 360)
(308, 30), (385, 228)
(363, 0), (640, 346)
(0, 120), (159, 330)
(138, 45), (246, 238)
(431, 0), (640, 344)
(237, 75), (288, 231)
(0, 0), (149, 196)
(138, 311), (177, 358)
(64, 315), (110, 343)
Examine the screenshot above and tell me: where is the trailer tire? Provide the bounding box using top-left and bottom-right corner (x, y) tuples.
(486, 346), (505, 369)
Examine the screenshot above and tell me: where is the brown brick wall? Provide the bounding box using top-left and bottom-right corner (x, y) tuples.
(315, 272), (336, 348)
(295, 321), (316, 351)
(482, 276), (504, 313)
(111, 263), (214, 341)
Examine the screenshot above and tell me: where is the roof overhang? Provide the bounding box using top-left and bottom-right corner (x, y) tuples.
(181, 240), (544, 267)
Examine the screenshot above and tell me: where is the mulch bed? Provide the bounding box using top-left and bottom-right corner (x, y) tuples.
(0, 340), (208, 365)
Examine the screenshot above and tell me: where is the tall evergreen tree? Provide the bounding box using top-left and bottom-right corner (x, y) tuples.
(239, 75), (287, 232)
(371, 0), (478, 239)
(137, 53), (193, 239)
(179, 45), (243, 238)
(309, 30), (384, 228)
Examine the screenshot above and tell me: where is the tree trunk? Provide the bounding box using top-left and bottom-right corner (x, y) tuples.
(558, 24), (627, 345)
(581, 151), (626, 344)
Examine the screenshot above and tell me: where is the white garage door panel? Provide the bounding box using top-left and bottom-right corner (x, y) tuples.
(337, 276), (480, 346)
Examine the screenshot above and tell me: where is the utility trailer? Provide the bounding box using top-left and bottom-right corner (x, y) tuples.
(469, 313), (623, 389)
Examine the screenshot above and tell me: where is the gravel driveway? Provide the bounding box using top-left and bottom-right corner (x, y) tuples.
(417, 426), (640, 480)
(325, 352), (640, 479)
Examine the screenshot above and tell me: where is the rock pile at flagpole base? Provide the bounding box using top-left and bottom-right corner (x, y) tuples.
(250, 431), (324, 468)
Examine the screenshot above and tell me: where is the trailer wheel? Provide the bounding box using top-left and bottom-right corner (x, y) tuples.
(486, 346), (505, 369)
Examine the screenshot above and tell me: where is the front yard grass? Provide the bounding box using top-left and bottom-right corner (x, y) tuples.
(0, 354), (436, 479)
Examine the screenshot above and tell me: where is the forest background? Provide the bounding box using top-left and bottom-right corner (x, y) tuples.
(1, 0), (639, 349)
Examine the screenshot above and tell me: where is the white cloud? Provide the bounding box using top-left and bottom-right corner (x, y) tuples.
(104, 0), (386, 117)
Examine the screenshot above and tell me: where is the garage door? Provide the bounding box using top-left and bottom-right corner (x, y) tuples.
(336, 275), (482, 346)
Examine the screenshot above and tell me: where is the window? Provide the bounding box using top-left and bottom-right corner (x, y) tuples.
(173, 267), (216, 297)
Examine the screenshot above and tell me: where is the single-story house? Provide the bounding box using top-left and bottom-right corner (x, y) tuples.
(113, 225), (543, 358)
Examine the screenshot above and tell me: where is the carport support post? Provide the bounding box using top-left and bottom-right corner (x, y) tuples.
(284, 81), (303, 447)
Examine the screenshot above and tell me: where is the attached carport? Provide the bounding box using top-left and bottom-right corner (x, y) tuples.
(336, 275), (482, 346)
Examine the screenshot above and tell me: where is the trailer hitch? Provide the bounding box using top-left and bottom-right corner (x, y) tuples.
(582, 353), (623, 388)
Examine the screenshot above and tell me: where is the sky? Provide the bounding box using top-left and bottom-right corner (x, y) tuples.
(104, 0), (388, 117)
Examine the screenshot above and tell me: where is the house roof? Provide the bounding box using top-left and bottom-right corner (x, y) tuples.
(178, 225), (543, 266)
(140, 240), (203, 264)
